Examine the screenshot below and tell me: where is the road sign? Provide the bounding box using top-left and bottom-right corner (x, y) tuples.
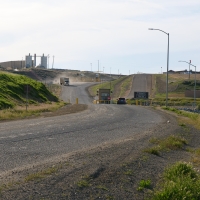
(134, 92), (148, 99)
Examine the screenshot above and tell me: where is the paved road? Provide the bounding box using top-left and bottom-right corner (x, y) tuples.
(0, 82), (163, 175)
(60, 82), (94, 104)
(127, 74), (152, 99)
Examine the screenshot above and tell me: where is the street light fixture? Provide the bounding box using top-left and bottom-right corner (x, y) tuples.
(179, 60), (197, 107)
(149, 28), (169, 107)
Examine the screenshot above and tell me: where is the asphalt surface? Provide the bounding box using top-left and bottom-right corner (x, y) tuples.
(0, 82), (163, 175)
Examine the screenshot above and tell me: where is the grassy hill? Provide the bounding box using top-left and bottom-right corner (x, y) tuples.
(155, 74), (200, 98)
(0, 71), (58, 110)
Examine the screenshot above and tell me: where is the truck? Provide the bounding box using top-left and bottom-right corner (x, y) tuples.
(60, 77), (69, 86)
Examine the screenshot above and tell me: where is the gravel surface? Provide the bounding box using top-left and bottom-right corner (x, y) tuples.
(0, 105), (199, 200)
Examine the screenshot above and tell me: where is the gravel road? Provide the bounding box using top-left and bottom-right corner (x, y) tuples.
(0, 81), (180, 200)
(0, 104), (163, 175)
(60, 82), (94, 104)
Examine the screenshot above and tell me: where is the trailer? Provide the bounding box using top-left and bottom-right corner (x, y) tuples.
(60, 77), (69, 86)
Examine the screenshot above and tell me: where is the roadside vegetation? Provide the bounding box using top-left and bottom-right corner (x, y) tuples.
(162, 107), (200, 129)
(155, 74), (200, 97)
(24, 167), (59, 182)
(0, 71), (65, 120)
(137, 179), (151, 191)
(151, 162), (200, 200)
(144, 135), (187, 156)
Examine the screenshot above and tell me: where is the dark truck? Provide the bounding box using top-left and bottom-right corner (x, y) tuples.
(60, 77), (69, 86)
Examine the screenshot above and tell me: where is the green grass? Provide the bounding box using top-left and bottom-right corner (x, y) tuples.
(144, 147), (160, 156)
(119, 75), (132, 97)
(124, 169), (134, 176)
(77, 180), (90, 188)
(190, 148), (200, 167)
(155, 74), (200, 97)
(151, 162), (200, 200)
(0, 101), (66, 120)
(0, 71), (58, 110)
(137, 179), (151, 191)
(24, 167), (58, 182)
(163, 107), (199, 120)
(162, 107), (200, 129)
(96, 185), (109, 191)
(144, 135), (187, 156)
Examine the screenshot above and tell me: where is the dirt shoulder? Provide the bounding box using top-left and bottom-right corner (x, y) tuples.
(1, 108), (200, 200)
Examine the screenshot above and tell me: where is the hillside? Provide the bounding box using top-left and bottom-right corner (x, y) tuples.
(0, 72), (58, 110)
(10, 68), (118, 84)
(155, 74), (200, 97)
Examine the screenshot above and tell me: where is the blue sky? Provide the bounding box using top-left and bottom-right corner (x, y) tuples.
(0, 0), (200, 75)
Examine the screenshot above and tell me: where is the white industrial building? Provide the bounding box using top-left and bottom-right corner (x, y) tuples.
(25, 53), (48, 68)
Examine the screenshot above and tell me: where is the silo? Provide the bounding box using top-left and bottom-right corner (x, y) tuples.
(25, 53), (32, 68)
(33, 54), (36, 67)
(41, 54), (47, 68)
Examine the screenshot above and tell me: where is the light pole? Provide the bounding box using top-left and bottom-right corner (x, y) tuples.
(91, 63), (92, 71)
(179, 60), (197, 107)
(189, 60), (191, 80)
(149, 28), (169, 107)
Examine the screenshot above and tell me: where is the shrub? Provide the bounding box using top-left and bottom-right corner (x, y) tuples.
(151, 162), (200, 200)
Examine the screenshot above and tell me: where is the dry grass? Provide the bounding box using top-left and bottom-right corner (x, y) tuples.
(24, 167), (58, 182)
(0, 101), (66, 121)
(178, 115), (200, 130)
(170, 74), (200, 81)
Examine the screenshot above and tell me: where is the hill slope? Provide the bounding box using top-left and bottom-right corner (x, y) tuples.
(0, 72), (58, 109)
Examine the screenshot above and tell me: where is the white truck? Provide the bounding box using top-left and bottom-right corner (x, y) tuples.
(60, 77), (69, 86)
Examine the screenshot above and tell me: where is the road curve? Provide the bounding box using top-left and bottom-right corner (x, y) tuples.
(60, 82), (94, 104)
(0, 82), (164, 175)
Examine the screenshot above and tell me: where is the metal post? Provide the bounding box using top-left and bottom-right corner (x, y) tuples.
(194, 66), (196, 107)
(178, 60), (197, 108)
(166, 33), (169, 107)
(148, 28), (169, 107)
(189, 60), (191, 80)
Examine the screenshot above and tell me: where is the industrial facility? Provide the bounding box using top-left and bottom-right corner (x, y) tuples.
(0, 53), (48, 70)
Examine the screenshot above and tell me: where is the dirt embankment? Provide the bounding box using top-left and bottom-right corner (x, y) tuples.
(0, 108), (199, 200)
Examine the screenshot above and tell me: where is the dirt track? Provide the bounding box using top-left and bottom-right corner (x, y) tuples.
(0, 106), (199, 200)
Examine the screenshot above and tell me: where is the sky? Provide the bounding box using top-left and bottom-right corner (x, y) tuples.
(0, 0), (200, 75)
